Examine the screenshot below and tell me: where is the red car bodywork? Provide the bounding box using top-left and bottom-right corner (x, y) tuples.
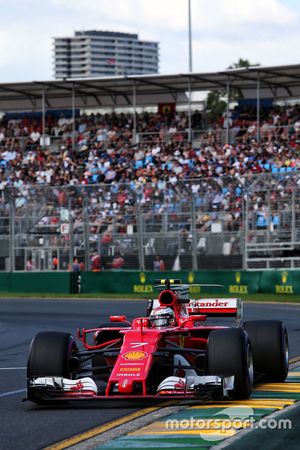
(71, 286), (239, 399)
(27, 280), (243, 402)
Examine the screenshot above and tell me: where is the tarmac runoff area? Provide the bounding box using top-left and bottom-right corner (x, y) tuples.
(53, 361), (300, 450)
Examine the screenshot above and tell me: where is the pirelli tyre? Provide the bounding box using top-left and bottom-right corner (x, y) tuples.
(207, 328), (253, 399)
(27, 331), (78, 379)
(243, 320), (289, 382)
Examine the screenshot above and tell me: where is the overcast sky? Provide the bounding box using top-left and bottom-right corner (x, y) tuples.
(0, 0), (300, 82)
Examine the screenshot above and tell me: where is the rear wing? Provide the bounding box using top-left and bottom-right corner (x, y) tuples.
(187, 298), (243, 319)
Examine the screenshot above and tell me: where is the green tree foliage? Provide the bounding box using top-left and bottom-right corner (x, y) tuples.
(228, 58), (259, 69)
(206, 90), (227, 122)
(206, 59), (260, 122)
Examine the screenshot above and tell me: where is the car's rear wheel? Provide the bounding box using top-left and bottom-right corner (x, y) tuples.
(27, 331), (77, 379)
(243, 320), (289, 382)
(207, 328), (253, 399)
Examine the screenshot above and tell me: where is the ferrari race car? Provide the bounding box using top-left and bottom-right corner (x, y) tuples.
(26, 279), (289, 404)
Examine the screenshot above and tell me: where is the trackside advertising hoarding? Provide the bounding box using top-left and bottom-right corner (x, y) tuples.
(0, 270), (299, 295)
(80, 270), (261, 295)
(260, 270), (299, 295)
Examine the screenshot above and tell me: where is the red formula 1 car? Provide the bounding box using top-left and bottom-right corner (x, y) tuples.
(26, 279), (289, 404)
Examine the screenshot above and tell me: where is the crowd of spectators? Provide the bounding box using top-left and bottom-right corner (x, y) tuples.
(1, 105), (300, 192)
(0, 104), (299, 247)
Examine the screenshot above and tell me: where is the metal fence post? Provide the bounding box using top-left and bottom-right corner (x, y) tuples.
(191, 196), (198, 271)
(83, 193), (90, 271)
(132, 83), (137, 145)
(9, 191), (15, 272)
(136, 201), (145, 271)
(243, 192), (249, 270)
(292, 189), (296, 244)
(68, 190), (74, 271)
(72, 85), (76, 152)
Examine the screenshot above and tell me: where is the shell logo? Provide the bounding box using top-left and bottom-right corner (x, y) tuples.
(122, 351), (148, 361)
(281, 271), (288, 284)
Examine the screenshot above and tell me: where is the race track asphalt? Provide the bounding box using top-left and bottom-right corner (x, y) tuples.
(0, 298), (299, 450)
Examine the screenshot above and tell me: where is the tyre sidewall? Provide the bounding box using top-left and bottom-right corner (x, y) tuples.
(243, 320), (289, 382)
(27, 331), (76, 378)
(207, 328), (253, 399)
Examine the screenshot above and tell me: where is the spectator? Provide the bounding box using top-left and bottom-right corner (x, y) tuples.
(153, 255), (161, 271)
(110, 253), (124, 269)
(26, 258), (33, 271)
(153, 255), (165, 271)
(159, 257), (166, 271)
(91, 253), (101, 271)
(72, 258), (81, 272)
(52, 255), (58, 270)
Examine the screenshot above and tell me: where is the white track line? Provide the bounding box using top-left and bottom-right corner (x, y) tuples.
(0, 367), (26, 397)
(0, 388), (26, 398)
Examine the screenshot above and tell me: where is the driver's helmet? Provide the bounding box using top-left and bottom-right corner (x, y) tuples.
(149, 307), (176, 328)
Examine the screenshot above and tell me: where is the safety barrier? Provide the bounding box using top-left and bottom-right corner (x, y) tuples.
(1, 269), (299, 296)
(0, 272), (71, 294)
(80, 270), (260, 295)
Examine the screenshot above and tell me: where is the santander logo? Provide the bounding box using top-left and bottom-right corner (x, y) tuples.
(197, 299), (229, 307)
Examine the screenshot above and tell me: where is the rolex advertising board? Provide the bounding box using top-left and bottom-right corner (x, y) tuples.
(260, 270), (299, 295)
(80, 270), (260, 295)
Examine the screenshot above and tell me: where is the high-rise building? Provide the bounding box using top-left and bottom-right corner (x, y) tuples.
(53, 30), (159, 79)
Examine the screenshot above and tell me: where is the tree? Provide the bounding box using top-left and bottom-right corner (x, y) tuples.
(205, 59), (260, 122)
(228, 58), (259, 69)
(206, 90), (227, 123)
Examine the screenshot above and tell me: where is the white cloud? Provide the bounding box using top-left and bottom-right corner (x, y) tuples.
(194, 0), (297, 28)
(49, 0), (297, 31)
(0, 23), (52, 81)
(191, 30), (300, 73)
(0, 0), (299, 81)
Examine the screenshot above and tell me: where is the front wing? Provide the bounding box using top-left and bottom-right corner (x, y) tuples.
(27, 374), (234, 403)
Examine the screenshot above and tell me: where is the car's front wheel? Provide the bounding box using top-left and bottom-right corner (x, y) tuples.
(27, 331), (77, 379)
(243, 320), (289, 382)
(207, 328), (253, 399)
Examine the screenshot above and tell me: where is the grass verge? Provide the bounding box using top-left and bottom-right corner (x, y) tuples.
(1, 292), (300, 303)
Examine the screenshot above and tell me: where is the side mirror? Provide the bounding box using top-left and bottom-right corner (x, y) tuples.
(110, 315), (127, 322)
(179, 315), (206, 327)
(188, 315), (206, 322)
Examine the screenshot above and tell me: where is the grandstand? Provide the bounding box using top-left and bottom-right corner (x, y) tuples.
(1, 65), (300, 272)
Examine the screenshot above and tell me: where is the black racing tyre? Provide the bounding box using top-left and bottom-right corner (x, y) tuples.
(27, 331), (77, 378)
(207, 328), (253, 399)
(243, 320), (289, 382)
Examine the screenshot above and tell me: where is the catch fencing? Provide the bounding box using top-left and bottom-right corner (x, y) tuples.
(0, 172), (300, 271)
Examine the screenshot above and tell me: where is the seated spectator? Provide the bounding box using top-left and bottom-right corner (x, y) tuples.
(52, 255), (58, 270)
(153, 255), (166, 271)
(91, 253), (101, 271)
(110, 253), (124, 269)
